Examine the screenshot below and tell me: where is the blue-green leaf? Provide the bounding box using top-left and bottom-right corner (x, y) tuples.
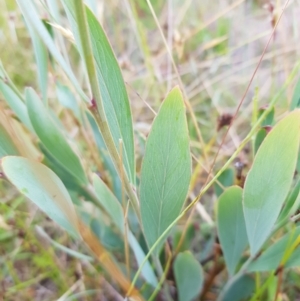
(61, 0), (135, 183)
(219, 275), (255, 301)
(214, 168), (234, 197)
(0, 123), (19, 158)
(140, 87), (191, 253)
(26, 87), (88, 184)
(16, 0), (88, 102)
(93, 174), (124, 232)
(93, 174), (158, 287)
(0, 80), (33, 132)
(278, 179), (300, 222)
(36, 226), (92, 261)
(291, 78), (300, 110)
(174, 251), (203, 301)
(248, 226), (300, 272)
(217, 186), (248, 276)
(243, 110), (300, 255)
(24, 18), (48, 102)
(56, 81), (81, 121)
(1, 156), (78, 236)
(87, 112), (121, 200)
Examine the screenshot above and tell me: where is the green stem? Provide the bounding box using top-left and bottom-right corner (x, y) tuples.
(149, 256), (172, 301)
(73, 0), (140, 222)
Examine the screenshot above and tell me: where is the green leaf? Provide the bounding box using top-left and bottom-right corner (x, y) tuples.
(1, 156), (78, 236)
(291, 78), (300, 110)
(0, 123), (19, 158)
(214, 168), (234, 197)
(173, 223), (196, 252)
(36, 226), (93, 261)
(24, 18), (48, 102)
(248, 226), (300, 272)
(61, 1), (135, 183)
(243, 110), (300, 255)
(26, 88), (88, 185)
(217, 186), (248, 276)
(140, 87), (191, 253)
(92, 174), (158, 287)
(15, 0), (88, 102)
(254, 127), (267, 154)
(174, 251), (203, 301)
(87, 112), (121, 200)
(258, 106), (275, 126)
(56, 82), (81, 121)
(220, 275), (254, 301)
(278, 179), (300, 222)
(0, 80), (33, 132)
(93, 174), (124, 231)
(91, 219), (124, 251)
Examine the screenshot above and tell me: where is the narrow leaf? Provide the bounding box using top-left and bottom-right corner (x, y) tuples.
(36, 226), (93, 261)
(1, 156), (78, 236)
(0, 123), (19, 158)
(61, 1), (135, 183)
(248, 226), (300, 272)
(219, 275), (255, 301)
(291, 78), (300, 110)
(93, 174), (124, 231)
(254, 127), (267, 154)
(0, 80), (33, 131)
(25, 18), (48, 102)
(214, 168), (234, 197)
(217, 186), (248, 276)
(278, 179), (300, 221)
(16, 0), (88, 102)
(243, 110), (300, 255)
(140, 87), (191, 252)
(56, 82), (81, 120)
(258, 106), (274, 127)
(93, 174), (158, 287)
(174, 251), (203, 301)
(77, 220), (145, 301)
(26, 88), (88, 184)
(87, 112), (121, 200)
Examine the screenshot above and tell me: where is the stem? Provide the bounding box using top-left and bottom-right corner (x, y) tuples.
(152, 256), (172, 301)
(73, 0), (140, 221)
(149, 256), (173, 301)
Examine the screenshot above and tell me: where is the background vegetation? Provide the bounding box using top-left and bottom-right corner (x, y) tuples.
(0, 0), (300, 300)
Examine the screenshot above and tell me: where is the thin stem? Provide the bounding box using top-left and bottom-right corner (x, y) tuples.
(151, 257), (173, 301)
(120, 139), (131, 279)
(90, 106), (141, 221)
(73, 0), (140, 221)
(149, 256), (173, 301)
